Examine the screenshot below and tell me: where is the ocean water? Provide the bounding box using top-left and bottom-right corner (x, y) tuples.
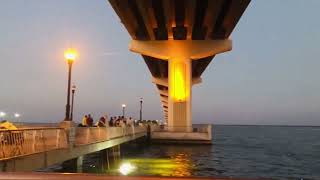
(53, 125), (320, 179)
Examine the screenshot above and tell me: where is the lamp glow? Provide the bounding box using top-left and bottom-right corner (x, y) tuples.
(119, 162), (135, 175)
(64, 48), (77, 62)
(122, 104), (126, 108)
(14, 113), (20, 118)
(0, 112), (6, 117)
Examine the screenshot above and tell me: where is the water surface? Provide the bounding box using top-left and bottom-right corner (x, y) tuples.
(50, 125), (320, 179)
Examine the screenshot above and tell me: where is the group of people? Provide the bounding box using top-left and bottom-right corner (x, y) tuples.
(109, 116), (134, 127)
(79, 114), (135, 127)
(80, 114), (107, 127)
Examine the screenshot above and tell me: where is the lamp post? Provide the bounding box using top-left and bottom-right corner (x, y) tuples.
(139, 97), (143, 121)
(64, 48), (77, 121)
(70, 85), (76, 121)
(122, 104), (126, 117)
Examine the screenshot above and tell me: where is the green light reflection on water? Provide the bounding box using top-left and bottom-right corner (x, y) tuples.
(107, 156), (194, 177)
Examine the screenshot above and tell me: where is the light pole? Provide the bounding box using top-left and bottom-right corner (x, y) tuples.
(64, 48), (77, 121)
(0, 112), (6, 121)
(70, 85), (76, 121)
(139, 97), (143, 121)
(122, 104), (126, 117)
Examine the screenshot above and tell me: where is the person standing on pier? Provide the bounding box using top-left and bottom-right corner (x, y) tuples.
(81, 115), (88, 127)
(97, 116), (106, 127)
(87, 114), (93, 127)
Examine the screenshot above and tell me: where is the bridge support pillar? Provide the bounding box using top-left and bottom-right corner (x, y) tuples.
(100, 149), (110, 171)
(62, 155), (83, 173)
(105, 145), (121, 169)
(130, 39), (232, 131)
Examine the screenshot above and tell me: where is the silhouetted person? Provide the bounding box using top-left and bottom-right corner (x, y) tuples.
(87, 114), (93, 127)
(98, 116), (106, 127)
(109, 117), (113, 127)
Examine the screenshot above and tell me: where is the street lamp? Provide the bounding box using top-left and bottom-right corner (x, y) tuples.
(64, 48), (77, 121)
(70, 85), (76, 121)
(0, 112), (6, 121)
(14, 113), (20, 118)
(122, 104), (126, 117)
(139, 97), (143, 121)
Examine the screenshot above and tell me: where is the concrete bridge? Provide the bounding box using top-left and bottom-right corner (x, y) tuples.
(0, 0), (251, 175)
(108, 0), (251, 133)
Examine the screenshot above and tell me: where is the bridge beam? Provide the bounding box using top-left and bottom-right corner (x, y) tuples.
(160, 96), (168, 103)
(130, 40), (231, 131)
(158, 89), (168, 97)
(152, 77), (202, 87)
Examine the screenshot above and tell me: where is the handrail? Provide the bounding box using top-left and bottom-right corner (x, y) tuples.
(74, 126), (147, 145)
(0, 125), (150, 160)
(0, 127), (65, 132)
(0, 128), (68, 160)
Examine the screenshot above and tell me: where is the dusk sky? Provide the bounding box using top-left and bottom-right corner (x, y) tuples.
(0, 0), (319, 125)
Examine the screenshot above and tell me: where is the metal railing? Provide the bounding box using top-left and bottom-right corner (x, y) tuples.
(74, 126), (147, 145)
(0, 125), (149, 160)
(0, 128), (67, 160)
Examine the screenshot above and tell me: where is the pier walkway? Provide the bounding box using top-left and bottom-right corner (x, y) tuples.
(0, 125), (149, 172)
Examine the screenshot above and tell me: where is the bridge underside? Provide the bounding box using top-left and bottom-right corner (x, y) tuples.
(109, 0), (250, 129)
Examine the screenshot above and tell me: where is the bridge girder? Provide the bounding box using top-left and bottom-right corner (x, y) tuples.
(109, 0), (251, 121)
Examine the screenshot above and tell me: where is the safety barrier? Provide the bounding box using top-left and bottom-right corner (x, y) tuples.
(0, 128), (67, 160)
(73, 126), (147, 145)
(0, 125), (149, 160)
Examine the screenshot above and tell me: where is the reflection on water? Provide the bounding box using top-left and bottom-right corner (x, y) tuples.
(132, 155), (191, 176)
(108, 155), (193, 176)
(44, 126), (320, 179)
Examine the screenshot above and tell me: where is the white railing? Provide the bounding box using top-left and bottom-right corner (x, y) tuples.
(0, 125), (149, 160)
(0, 128), (67, 160)
(74, 126), (147, 145)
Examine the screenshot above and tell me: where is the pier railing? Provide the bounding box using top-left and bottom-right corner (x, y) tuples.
(75, 126), (147, 145)
(0, 128), (67, 160)
(0, 125), (148, 160)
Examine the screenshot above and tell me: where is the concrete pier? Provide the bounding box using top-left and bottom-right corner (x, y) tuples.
(0, 126), (147, 172)
(151, 124), (212, 144)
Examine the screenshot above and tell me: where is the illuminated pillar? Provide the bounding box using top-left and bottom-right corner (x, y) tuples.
(129, 40), (232, 132)
(168, 58), (192, 131)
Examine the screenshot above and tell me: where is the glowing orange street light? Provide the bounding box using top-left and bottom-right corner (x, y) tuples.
(64, 48), (77, 121)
